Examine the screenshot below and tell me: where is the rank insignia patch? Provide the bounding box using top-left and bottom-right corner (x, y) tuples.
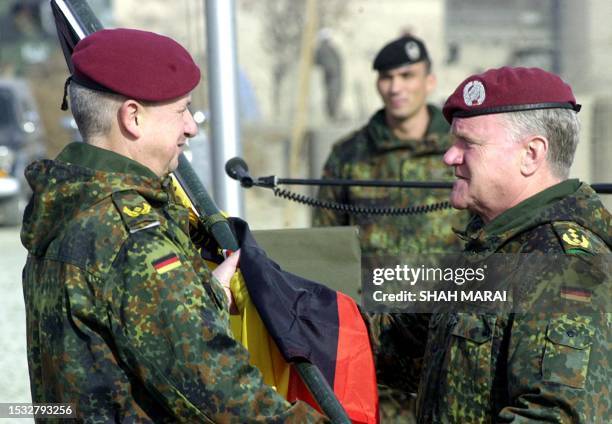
(560, 287), (592, 303)
(123, 203), (151, 218)
(562, 228), (590, 249)
(152, 253), (182, 274)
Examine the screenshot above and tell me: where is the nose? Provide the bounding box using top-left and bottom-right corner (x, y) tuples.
(443, 144), (463, 167)
(184, 110), (198, 138)
(389, 76), (401, 93)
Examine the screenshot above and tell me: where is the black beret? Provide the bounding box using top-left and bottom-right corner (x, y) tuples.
(372, 35), (430, 71)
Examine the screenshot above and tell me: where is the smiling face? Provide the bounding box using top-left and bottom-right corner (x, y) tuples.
(136, 94), (197, 177)
(376, 61), (435, 123)
(443, 114), (527, 222)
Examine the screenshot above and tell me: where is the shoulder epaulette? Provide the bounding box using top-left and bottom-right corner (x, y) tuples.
(552, 221), (600, 255)
(112, 190), (160, 233)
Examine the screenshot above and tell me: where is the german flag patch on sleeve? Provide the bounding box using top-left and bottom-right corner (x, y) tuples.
(152, 253), (182, 274)
(560, 287), (592, 303)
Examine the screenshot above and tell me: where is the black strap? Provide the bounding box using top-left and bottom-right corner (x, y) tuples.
(201, 213), (228, 233)
(453, 102), (581, 118)
(60, 76), (71, 110)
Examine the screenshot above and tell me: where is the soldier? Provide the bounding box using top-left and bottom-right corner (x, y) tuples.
(20, 28), (326, 422)
(406, 66), (609, 421)
(313, 34), (467, 422)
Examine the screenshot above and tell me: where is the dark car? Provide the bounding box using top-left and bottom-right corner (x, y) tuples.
(0, 78), (47, 225)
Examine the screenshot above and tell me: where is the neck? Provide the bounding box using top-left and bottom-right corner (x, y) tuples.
(387, 105), (430, 140)
(482, 173), (563, 223)
(87, 132), (133, 162)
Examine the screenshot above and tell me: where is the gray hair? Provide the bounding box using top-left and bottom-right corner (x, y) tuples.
(68, 82), (125, 141)
(501, 108), (580, 179)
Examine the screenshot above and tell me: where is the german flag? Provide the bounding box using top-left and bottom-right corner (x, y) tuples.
(152, 253), (182, 274)
(560, 287), (592, 303)
(229, 218), (379, 423)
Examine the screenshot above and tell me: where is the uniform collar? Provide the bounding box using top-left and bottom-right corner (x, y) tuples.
(456, 179), (582, 253)
(368, 105), (451, 154)
(56, 142), (161, 181)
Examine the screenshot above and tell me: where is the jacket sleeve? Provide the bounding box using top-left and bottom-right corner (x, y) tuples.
(312, 146), (349, 227)
(104, 228), (326, 423)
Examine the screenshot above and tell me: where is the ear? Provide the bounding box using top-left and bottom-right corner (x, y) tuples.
(520, 135), (548, 176)
(118, 100), (144, 139)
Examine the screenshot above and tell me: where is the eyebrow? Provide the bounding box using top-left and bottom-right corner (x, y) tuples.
(451, 130), (480, 144)
(379, 69), (416, 78)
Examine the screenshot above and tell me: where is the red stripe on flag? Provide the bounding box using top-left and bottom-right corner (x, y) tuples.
(334, 292), (379, 424)
(154, 255), (179, 270)
(286, 292), (379, 423)
(561, 288), (591, 297)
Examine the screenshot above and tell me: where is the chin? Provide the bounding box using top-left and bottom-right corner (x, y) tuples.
(449, 193), (469, 210)
(388, 109), (411, 120)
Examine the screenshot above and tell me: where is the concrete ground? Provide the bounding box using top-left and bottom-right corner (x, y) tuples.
(0, 225), (33, 423)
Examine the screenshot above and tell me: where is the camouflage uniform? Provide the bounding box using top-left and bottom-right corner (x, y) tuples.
(21, 142), (326, 423)
(313, 106), (467, 422)
(313, 106), (465, 257)
(377, 179), (611, 422)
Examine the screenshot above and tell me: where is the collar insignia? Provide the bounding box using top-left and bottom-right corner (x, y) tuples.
(562, 228), (590, 249)
(122, 203), (151, 218)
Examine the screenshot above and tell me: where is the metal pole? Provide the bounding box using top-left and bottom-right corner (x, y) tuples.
(550, 0), (562, 75)
(205, 0), (244, 217)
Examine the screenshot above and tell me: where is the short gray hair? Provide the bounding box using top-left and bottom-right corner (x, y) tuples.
(501, 108), (580, 179)
(69, 82), (125, 141)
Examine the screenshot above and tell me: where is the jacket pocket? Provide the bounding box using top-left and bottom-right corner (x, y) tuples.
(543, 317), (593, 389)
(449, 314), (495, 394)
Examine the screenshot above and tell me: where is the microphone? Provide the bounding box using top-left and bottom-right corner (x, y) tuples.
(225, 157), (254, 187)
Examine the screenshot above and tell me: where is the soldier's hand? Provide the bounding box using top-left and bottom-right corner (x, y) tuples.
(212, 250), (240, 309)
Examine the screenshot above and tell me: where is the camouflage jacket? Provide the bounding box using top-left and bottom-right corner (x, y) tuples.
(413, 180), (611, 423)
(21, 142), (325, 423)
(313, 106), (467, 261)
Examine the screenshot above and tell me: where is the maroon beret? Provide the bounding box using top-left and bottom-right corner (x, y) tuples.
(71, 28), (200, 102)
(442, 66), (581, 123)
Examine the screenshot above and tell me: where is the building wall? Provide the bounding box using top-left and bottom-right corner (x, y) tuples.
(112, 0), (611, 215)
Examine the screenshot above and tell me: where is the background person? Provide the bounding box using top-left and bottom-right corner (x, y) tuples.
(20, 28), (326, 423)
(313, 34), (467, 423)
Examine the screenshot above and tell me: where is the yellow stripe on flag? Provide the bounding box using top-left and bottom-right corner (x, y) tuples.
(560, 292), (591, 303)
(156, 260), (181, 274)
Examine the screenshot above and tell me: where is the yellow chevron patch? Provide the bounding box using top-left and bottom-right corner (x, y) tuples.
(561, 228), (590, 249)
(122, 203), (151, 218)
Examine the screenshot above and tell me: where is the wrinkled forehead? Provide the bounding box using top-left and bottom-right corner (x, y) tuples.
(450, 114), (508, 141)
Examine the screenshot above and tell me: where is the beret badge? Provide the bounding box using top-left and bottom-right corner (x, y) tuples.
(463, 80), (486, 106)
(404, 41), (421, 61)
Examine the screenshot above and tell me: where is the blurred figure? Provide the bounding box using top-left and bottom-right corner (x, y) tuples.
(0, 1), (50, 75)
(0, 78), (46, 225)
(238, 67), (262, 122)
(314, 28), (343, 121)
(313, 34), (468, 423)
